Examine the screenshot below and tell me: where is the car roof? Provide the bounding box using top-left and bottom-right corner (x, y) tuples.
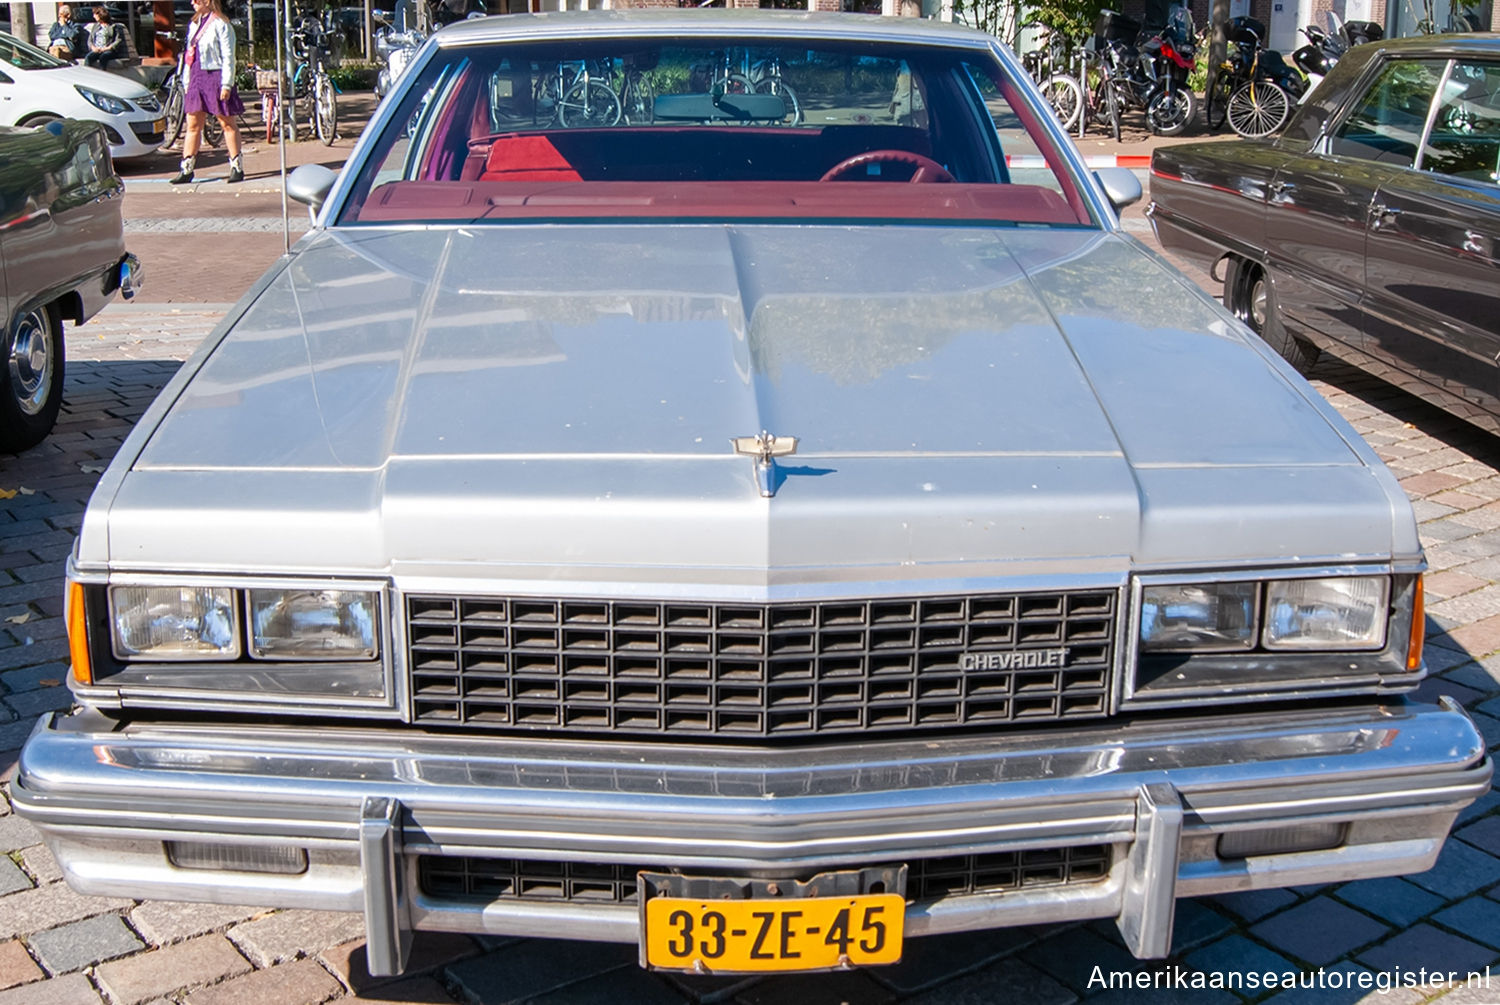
(431, 9), (998, 49)
(1357, 31), (1500, 58)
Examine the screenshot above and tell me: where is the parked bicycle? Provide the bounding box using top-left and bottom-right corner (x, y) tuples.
(159, 47), (222, 149)
(1023, 24), (1085, 130)
(534, 59), (621, 127)
(287, 11), (341, 144)
(699, 48), (801, 126)
(1204, 16), (1304, 138)
(617, 51), (656, 125)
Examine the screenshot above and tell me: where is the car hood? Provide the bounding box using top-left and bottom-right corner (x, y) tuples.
(94, 225), (1415, 585)
(38, 63), (154, 101)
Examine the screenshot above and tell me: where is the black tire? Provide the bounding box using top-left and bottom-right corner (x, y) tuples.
(1106, 80), (1122, 142)
(1225, 258), (1320, 373)
(558, 78), (620, 128)
(162, 78), (185, 147)
(1146, 87), (1196, 136)
(1203, 69), (1234, 131)
(315, 76), (338, 144)
(1226, 79), (1290, 138)
(0, 304), (64, 454)
(202, 114), (223, 148)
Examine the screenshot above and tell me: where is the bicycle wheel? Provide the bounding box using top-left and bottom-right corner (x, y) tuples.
(315, 76), (338, 145)
(203, 114), (223, 148)
(1204, 69), (1234, 131)
(752, 79), (801, 126)
(1041, 73), (1083, 131)
(161, 78), (184, 148)
(622, 74), (655, 125)
(1105, 78), (1122, 142)
(1146, 86), (1195, 136)
(1226, 79), (1290, 138)
(558, 78), (621, 127)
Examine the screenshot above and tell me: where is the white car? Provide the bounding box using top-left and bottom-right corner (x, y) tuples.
(0, 30), (164, 158)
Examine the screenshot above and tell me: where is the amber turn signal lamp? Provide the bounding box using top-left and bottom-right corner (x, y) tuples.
(1406, 576), (1425, 671)
(67, 581), (93, 686)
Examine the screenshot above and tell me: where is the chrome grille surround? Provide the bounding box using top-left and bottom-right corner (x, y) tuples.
(417, 846), (1114, 905)
(404, 590), (1118, 738)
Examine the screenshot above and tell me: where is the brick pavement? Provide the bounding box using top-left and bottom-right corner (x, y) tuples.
(0, 127), (1498, 1004)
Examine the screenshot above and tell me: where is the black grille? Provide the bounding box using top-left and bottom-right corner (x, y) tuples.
(418, 846), (1113, 905)
(405, 591), (1117, 738)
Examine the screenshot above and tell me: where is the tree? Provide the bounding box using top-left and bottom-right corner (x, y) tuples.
(10, 2), (34, 45)
(952, 0), (1104, 53)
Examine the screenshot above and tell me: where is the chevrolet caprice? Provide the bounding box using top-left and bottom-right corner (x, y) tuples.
(12, 11), (1491, 978)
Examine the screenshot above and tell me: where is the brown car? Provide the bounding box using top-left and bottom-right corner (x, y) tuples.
(1149, 34), (1500, 434)
(0, 119), (140, 452)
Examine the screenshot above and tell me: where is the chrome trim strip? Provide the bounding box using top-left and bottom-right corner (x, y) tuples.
(1118, 783), (1181, 958)
(361, 797), (411, 977)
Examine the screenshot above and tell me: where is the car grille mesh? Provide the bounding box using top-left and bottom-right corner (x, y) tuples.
(417, 846), (1113, 906)
(404, 590), (1117, 738)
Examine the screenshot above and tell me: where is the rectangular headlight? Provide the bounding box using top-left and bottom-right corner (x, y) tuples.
(111, 586), (240, 660)
(1263, 576), (1388, 650)
(248, 589), (378, 660)
(1140, 582), (1257, 651)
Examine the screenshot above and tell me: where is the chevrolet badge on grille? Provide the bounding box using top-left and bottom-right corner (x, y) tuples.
(732, 431), (799, 497)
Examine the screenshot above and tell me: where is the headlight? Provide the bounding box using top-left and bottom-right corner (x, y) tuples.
(1263, 576), (1388, 650)
(75, 86), (130, 115)
(111, 586), (240, 660)
(1139, 582), (1257, 651)
(248, 589), (378, 660)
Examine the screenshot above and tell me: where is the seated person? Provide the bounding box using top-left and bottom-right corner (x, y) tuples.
(83, 6), (127, 70)
(47, 4), (87, 62)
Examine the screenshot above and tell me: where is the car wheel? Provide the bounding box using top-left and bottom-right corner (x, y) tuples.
(0, 304), (65, 454)
(1225, 259), (1320, 374)
(19, 113), (63, 130)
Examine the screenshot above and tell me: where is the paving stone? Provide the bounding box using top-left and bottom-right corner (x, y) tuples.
(18, 846), (62, 886)
(1432, 896), (1500, 951)
(1206, 887), (1298, 924)
(29, 913), (144, 974)
(1021, 927), (1145, 994)
(1457, 815), (1500, 858)
(128, 902), (265, 947)
(1182, 935), (1297, 978)
(1334, 877), (1446, 928)
(1249, 896), (1390, 966)
(1415, 676), (1492, 708)
(0, 882), (133, 941)
(94, 935), (252, 1005)
(0, 972), (101, 1005)
(0, 856), (31, 896)
(732, 971), (892, 1005)
(1459, 787), (1500, 824)
(0, 814), (39, 854)
(225, 909), (365, 967)
(866, 926), (1031, 993)
(182, 958), (343, 1005)
(1356, 924), (1498, 978)
(903, 956), (1076, 1005)
(320, 932), (477, 992)
(1435, 978), (1500, 1003)
(1169, 899), (1234, 953)
(0, 939), (42, 992)
(1408, 837), (1500, 898)
(445, 938), (636, 1005)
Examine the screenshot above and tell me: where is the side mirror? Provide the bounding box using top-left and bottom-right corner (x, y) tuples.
(1094, 167), (1142, 212)
(287, 163), (338, 220)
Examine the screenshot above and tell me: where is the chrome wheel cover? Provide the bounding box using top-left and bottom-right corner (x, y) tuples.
(8, 310), (53, 417)
(1249, 276), (1267, 332)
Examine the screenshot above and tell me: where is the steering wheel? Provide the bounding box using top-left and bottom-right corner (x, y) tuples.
(819, 149), (955, 183)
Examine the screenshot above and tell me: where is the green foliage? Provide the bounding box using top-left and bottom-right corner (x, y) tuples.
(953, 0), (1105, 55)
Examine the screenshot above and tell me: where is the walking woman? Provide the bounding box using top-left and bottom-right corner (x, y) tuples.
(170, 0), (245, 184)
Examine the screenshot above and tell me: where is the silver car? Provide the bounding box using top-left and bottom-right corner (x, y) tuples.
(13, 11), (1491, 979)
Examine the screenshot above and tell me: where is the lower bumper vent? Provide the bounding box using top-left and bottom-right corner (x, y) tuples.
(417, 845), (1112, 906)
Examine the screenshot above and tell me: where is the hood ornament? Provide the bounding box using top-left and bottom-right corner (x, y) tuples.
(732, 431), (798, 498)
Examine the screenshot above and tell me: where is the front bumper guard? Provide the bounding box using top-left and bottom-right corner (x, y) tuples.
(13, 698), (1491, 976)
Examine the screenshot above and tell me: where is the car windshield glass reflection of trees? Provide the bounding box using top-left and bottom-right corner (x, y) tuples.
(1423, 61), (1500, 182)
(1329, 59), (1446, 165)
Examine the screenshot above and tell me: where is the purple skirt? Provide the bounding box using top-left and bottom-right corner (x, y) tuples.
(184, 61), (245, 118)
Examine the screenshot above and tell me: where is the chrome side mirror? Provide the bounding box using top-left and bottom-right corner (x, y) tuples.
(287, 163), (338, 222)
(1094, 167), (1142, 212)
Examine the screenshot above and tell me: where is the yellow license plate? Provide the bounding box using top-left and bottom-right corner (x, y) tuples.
(643, 893), (904, 972)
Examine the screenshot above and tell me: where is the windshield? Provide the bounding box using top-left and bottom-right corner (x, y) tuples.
(0, 32), (66, 70)
(339, 33), (1095, 227)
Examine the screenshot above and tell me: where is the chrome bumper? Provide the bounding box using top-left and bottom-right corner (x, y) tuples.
(13, 699), (1490, 976)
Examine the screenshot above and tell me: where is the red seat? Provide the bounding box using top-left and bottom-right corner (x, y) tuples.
(478, 134), (582, 182)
